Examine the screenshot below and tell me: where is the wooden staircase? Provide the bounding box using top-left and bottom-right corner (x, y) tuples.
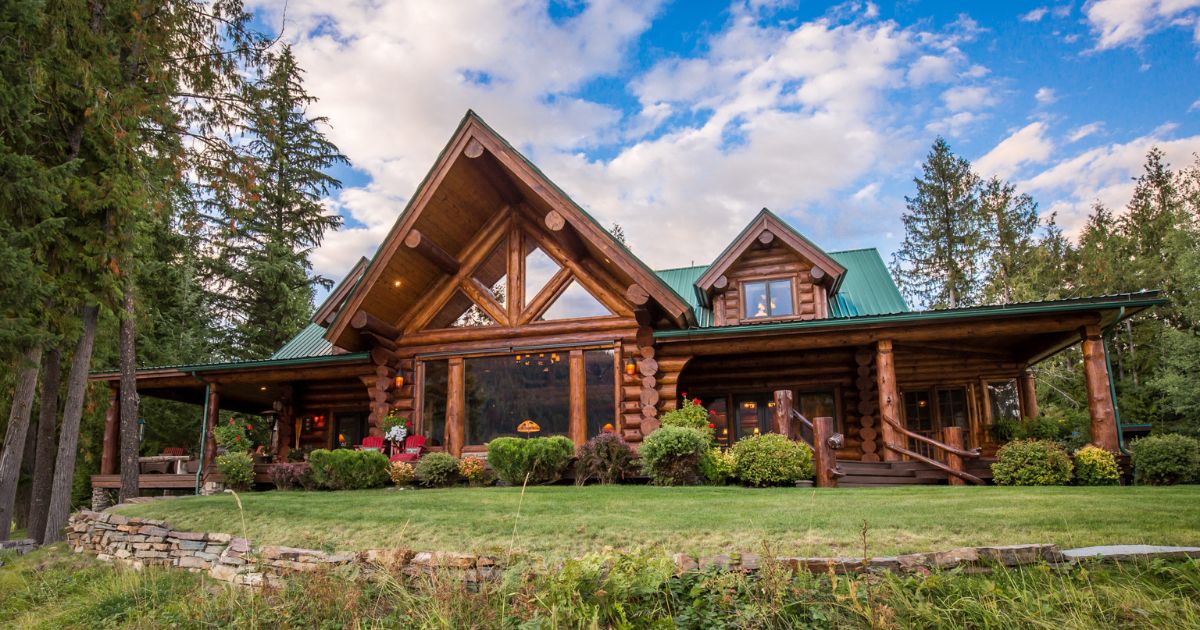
(836, 458), (997, 488)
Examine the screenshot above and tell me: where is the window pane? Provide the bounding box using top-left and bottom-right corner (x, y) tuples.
(768, 280), (794, 317)
(465, 352), (569, 445)
(429, 290), (496, 328)
(937, 388), (970, 448)
(524, 243), (560, 305)
(540, 281), (611, 320)
(743, 281), (768, 319)
(584, 349), (616, 438)
(988, 380), (1020, 423)
(473, 237), (507, 308)
(798, 391), (836, 435)
(421, 360), (448, 447)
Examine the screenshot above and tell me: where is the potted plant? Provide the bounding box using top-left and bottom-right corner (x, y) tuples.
(382, 410), (411, 455)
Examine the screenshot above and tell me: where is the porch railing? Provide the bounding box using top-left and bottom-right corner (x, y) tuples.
(879, 413), (984, 485)
(772, 390), (843, 486)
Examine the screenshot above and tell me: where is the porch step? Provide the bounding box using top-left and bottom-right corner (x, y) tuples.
(834, 458), (996, 487)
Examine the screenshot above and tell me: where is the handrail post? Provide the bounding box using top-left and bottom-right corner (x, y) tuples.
(772, 390), (793, 440)
(941, 426), (965, 486)
(813, 416), (838, 488)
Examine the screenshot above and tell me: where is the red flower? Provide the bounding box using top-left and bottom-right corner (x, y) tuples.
(707, 423), (715, 429)
(681, 392), (687, 399)
(692, 398), (701, 405)
(709, 410), (716, 415)
(234, 436), (241, 441)
(246, 424), (253, 430)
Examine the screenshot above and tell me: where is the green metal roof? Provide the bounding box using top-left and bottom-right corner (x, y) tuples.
(652, 247), (905, 328)
(270, 322), (335, 360)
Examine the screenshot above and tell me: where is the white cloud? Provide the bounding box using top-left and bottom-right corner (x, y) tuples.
(908, 54), (957, 85)
(1068, 122), (1104, 142)
(975, 121), (1055, 179)
(941, 85), (995, 111)
(1035, 86), (1057, 105)
(1084, 0), (1200, 50)
(1190, 98), (1200, 111)
(1021, 7), (1049, 22)
(1021, 128), (1200, 234)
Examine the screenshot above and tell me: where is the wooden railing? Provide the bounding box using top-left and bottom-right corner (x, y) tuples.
(773, 390), (843, 486)
(880, 413), (984, 485)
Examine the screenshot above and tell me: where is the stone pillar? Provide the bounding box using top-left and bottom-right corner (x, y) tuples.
(1080, 326), (1120, 452)
(875, 340), (901, 462)
(100, 386), (120, 475)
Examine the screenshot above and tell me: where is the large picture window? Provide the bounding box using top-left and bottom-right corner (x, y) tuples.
(584, 349), (616, 437)
(464, 352), (570, 444)
(421, 360), (449, 446)
(743, 279), (794, 319)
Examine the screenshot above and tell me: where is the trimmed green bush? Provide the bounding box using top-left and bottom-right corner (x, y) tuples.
(1073, 446), (1120, 486)
(660, 397), (713, 433)
(575, 433), (636, 484)
(1130, 434), (1200, 485)
(216, 451), (254, 490)
(487, 436), (575, 485)
(307, 449), (390, 490)
(639, 426), (709, 486)
(730, 434), (814, 487)
(991, 439), (1073, 486)
(415, 452), (460, 488)
(699, 447), (736, 485)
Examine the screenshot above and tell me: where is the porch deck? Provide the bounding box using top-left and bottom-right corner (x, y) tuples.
(91, 465), (274, 490)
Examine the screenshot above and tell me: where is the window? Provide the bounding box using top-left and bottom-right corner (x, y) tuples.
(988, 380), (1020, 424)
(540, 281), (612, 320)
(903, 390), (935, 457)
(583, 349), (616, 437)
(798, 391), (837, 438)
(421, 360), (449, 446)
(464, 352), (569, 444)
(742, 279), (794, 319)
(937, 388), (969, 447)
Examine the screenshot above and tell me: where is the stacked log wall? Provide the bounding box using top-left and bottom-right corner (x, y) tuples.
(852, 347), (881, 462)
(712, 246), (825, 327)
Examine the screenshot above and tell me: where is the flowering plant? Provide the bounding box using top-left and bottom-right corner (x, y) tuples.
(382, 411), (410, 443)
(458, 457), (487, 486)
(214, 417), (254, 452)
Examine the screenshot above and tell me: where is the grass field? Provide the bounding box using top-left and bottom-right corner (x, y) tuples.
(112, 484), (1200, 559)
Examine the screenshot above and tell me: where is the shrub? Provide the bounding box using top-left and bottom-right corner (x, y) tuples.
(388, 461), (415, 486)
(415, 452), (460, 488)
(307, 449), (390, 490)
(458, 457), (487, 486)
(1130, 434), (1200, 485)
(575, 433), (637, 484)
(991, 439), (1073, 486)
(660, 397), (713, 433)
(216, 451), (254, 490)
(699, 448), (736, 485)
(487, 436), (575, 485)
(731, 434), (814, 487)
(214, 417), (253, 452)
(267, 462), (310, 490)
(1073, 446), (1120, 486)
(639, 426), (709, 486)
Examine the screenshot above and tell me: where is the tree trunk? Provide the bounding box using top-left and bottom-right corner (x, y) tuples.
(43, 305), (100, 544)
(27, 347), (62, 544)
(118, 283), (140, 503)
(0, 345), (44, 540)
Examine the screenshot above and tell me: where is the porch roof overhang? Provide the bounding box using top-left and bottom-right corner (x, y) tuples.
(88, 352), (374, 414)
(654, 292), (1165, 364)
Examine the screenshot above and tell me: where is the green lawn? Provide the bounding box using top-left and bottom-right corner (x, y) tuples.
(113, 485), (1200, 560)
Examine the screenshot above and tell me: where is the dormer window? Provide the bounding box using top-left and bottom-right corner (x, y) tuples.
(743, 279), (794, 319)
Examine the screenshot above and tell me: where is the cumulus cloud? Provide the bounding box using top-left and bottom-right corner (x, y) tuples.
(1021, 7), (1049, 22)
(1068, 122), (1104, 142)
(975, 122), (1055, 179)
(1021, 128), (1200, 234)
(1084, 0), (1200, 50)
(941, 85), (995, 111)
(1035, 87), (1057, 105)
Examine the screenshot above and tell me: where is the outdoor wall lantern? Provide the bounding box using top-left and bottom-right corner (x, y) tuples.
(624, 356), (637, 377)
(393, 367), (411, 389)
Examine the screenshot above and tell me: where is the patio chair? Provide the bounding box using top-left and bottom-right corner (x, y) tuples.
(391, 435), (427, 463)
(359, 436), (385, 452)
(162, 447), (187, 456)
(140, 461), (170, 474)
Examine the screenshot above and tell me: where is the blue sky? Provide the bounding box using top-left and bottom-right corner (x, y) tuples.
(249, 0), (1200, 286)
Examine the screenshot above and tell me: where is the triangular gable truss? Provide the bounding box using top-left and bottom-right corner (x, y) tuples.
(695, 208), (848, 296)
(326, 111), (695, 351)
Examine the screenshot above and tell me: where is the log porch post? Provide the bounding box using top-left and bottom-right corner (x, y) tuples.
(202, 383), (220, 477)
(1080, 325), (1120, 452)
(446, 357), (465, 457)
(813, 416), (838, 488)
(274, 384), (294, 463)
(941, 426), (966, 486)
(100, 385), (120, 475)
(772, 389), (793, 440)
(875, 339), (901, 462)
(569, 350), (586, 446)
(1018, 370), (1038, 420)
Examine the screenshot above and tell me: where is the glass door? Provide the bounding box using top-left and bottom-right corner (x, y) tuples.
(902, 391), (935, 458)
(733, 394), (771, 440)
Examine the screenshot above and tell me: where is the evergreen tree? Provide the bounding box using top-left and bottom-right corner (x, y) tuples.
(891, 137), (984, 309)
(979, 176), (1040, 304)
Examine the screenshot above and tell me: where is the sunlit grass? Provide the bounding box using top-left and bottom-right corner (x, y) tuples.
(113, 484), (1200, 559)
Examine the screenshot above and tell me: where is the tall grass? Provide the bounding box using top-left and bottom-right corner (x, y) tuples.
(3, 545), (1198, 629)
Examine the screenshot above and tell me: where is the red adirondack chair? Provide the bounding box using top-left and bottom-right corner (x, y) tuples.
(390, 435), (427, 462)
(359, 436), (385, 452)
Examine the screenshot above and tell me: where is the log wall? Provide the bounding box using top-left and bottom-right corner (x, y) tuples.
(711, 245), (826, 327)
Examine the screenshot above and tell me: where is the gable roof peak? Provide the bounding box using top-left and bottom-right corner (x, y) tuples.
(695, 209), (848, 295)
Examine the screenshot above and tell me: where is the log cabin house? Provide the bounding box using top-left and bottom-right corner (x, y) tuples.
(90, 111), (1163, 490)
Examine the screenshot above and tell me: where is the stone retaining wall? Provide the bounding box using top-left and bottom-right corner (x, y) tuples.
(65, 510), (500, 587)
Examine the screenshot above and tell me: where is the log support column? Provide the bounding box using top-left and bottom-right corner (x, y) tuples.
(569, 350), (587, 446)
(941, 426), (966, 486)
(100, 386), (120, 475)
(1080, 325), (1120, 452)
(1018, 370), (1038, 420)
(274, 385), (294, 463)
(202, 384), (220, 478)
(875, 339), (901, 462)
(772, 389), (793, 440)
(446, 358), (465, 457)
(813, 416), (838, 488)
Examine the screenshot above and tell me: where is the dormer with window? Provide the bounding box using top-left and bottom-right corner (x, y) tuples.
(695, 209), (846, 327)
